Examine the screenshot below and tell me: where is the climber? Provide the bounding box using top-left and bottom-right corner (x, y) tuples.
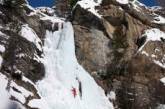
(76, 77), (82, 98)
(71, 87), (77, 98)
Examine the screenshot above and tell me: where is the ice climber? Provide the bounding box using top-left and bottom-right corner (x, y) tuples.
(71, 87), (77, 98)
(76, 77), (82, 98)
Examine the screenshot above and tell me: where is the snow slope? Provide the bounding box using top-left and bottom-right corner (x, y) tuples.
(28, 20), (113, 109)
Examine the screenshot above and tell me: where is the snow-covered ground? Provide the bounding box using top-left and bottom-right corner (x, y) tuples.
(28, 20), (114, 109)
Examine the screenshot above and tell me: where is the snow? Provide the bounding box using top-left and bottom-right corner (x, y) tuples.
(160, 77), (165, 85)
(36, 7), (55, 15)
(157, 104), (165, 109)
(107, 91), (116, 101)
(153, 14), (165, 24)
(0, 56), (3, 68)
(0, 45), (5, 52)
(0, 31), (6, 36)
(0, 72), (33, 107)
(138, 28), (165, 68)
(40, 16), (64, 24)
(138, 29), (165, 68)
(0, 74), (9, 109)
(30, 21), (114, 109)
(0, 35), (4, 67)
(0, 0), (4, 4)
(9, 81), (33, 104)
(77, 0), (102, 18)
(22, 76), (35, 85)
(19, 24), (42, 51)
(26, 5), (64, 24)
(151, 54), (157, 58)
(153, 60), (165, 68)
(28, 98), (49, 109)
(131, 0), (145, 12)
(141, 50), (165, 69)
(116, 0), (129, 4)
(16, 53), (26, 58)
(139, 28), (165, 51)
(141, 51), (149, 57)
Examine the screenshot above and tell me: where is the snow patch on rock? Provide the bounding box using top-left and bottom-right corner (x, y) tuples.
(77, 0), (102, 18)
(139, 29), (165, 68)
(107, 91), (116, 101)
(139, 28), (165, 51)
(20, 24), (42, 51)
(160, 77), (165, 85)
(116, 0), (129, 4)
(153, 14), (165, 24)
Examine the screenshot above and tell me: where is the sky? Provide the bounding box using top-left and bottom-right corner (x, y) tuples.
(28, 0), (55, 7)
(139, 0), (158, 6)
(27, 0), (158, 7)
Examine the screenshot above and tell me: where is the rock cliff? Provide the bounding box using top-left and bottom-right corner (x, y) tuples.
(0, 0), (165, 109)
(72, 0), (165, 109)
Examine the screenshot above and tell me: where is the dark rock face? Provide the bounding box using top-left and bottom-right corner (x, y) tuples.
(0, 0), (46, 107)
(0, 2), (45, 81)
(54, 0), (71, 17)
(73, 4), (111, 74)
(72, 1), (165, 109)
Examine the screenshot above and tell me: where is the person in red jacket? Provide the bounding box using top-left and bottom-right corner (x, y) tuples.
(71, 87), (77, 98)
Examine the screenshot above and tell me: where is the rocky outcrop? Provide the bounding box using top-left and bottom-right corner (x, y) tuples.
(0, 0), (47, 108)
(72, 0), (165, 109)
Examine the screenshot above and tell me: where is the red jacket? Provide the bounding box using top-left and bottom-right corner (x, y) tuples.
(71, 87), (77, 98)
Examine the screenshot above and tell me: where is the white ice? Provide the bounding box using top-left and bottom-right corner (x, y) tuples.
(29, 21), (113, 109)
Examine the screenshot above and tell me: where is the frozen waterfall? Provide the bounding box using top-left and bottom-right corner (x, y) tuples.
(31, 21), (114, 109)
